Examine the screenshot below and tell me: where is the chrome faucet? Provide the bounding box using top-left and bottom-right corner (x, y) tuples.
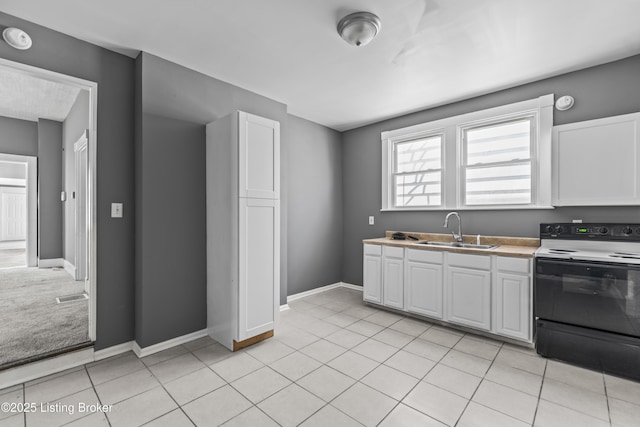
(443, 212), (463, 242)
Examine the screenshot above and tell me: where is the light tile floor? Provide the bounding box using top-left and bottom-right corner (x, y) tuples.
(2, 286), (640, 426)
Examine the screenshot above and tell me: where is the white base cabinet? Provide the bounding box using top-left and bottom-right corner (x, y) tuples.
(494, 256), (532, 341)
(405, 249), (443, 319)
(363, 244), (382, 304)
(363, 244), (533, 343)
(382, 246), (404, 309)
(446, 266), (491, 331)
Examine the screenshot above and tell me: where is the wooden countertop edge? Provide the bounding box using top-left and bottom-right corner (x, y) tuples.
(362, 235), (538, 258)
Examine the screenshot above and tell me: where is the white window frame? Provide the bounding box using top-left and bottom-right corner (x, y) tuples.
(381, 94), (554, 211)
(390, 132), (445, 209)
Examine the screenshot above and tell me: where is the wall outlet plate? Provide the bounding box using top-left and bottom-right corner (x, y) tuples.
(368, 216), (374, 225)
(111, 203), (123, 218)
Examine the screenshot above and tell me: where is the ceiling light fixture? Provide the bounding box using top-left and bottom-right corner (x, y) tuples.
(337, 12), (381, 47)
(2, 27), (33, 50)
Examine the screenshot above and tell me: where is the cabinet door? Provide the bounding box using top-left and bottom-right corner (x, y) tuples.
(406, 260), (443, 319)
(383, 255), (404, 309)
(238, 111), (280, 199)
(495, 272), (531, 341)
(363, 254), (382, 304)
(238, 198), (280, 341)
(553, 112), (640, 206)
(446, 266), (491, 331)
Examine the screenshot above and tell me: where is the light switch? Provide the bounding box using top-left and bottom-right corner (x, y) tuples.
(368, 216), (375, 225)
(111, 203), (123, 218)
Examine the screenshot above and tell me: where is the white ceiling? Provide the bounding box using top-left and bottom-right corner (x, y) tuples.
(2, 0), (640, 130)
(0, 67), (80, 122)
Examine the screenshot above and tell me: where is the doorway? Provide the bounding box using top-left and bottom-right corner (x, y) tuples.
(0, 59), (97, 368)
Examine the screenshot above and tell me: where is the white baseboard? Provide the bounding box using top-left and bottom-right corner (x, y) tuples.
(287, 281), (362, 303)
(133, 329), (208, 358)
(93, 341), (134, 361)
(63, 259), (76, 278)
(0, 240), (25, 249)
(339, 282), (363, 292)
(279, 304), (290, 312)
(38, 258), (64, 268)
(0, 347), (94, 389)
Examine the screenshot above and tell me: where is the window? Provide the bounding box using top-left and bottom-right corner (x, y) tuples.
(381, 94), (553, 210)
(393, 135), (442, 207)
(462, 117), (534, 206)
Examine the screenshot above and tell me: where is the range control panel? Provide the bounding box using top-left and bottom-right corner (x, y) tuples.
(540, 223), (640, 241)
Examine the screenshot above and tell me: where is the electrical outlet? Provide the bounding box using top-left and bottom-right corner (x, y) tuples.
(111, 203), (123, 218)
(368, 216), (374, 225)
(572, 219), (583, 223)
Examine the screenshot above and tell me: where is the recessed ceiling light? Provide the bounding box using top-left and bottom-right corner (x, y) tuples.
(2, 27), (33, 50)
(337, 12), (381, 47)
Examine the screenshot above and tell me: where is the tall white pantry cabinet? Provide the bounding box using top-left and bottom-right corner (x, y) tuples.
(206, 111), (280, 351)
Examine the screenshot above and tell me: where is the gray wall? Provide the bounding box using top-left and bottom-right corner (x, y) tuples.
(0, 116), (37, 156)
(287, 115), (343, 294)
(136, 112), (206, 347)
(37, 119), (62, 260)
(342, 54), (640, 285)
(62, 90), (90, 265)
(135, 52), (289, 347)
(1, 11), (136, 350)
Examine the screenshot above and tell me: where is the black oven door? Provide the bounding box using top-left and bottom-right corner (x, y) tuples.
(535, 258), (640, 338)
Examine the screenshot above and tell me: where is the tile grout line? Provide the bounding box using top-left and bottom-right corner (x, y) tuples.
(82, 364), (111, 427)
(531, 358), (548, 427)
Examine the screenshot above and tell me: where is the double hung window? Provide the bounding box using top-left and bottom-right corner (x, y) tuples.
(381, 94), (553, 210)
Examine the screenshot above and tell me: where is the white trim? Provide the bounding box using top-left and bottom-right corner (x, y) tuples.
(287, 281), (363, 303)
(133, 329), (208, 358)
(280, 304), (290, 312)
(337, 282), (363, 292)
(93, 341), (134, 361)
(0, 347), (94, 389)
(63, 259), (76, 277)
(38, 258), (64, 268)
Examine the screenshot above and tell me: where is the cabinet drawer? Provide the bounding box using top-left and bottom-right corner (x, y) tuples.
(497, 256), (530, 274)
(447, 252), (490, 270)
(406, 248), (443, 264)
(384, 246), (404, 258)
(363, 244), (382, 256)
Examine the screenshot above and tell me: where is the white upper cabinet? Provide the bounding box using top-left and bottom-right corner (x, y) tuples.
(552, 112), (640, 206)
(239, 111), (280, 199)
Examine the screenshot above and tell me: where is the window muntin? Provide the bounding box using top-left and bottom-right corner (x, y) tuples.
(392, 135), (442, 207)
(462, 118), (534, 206)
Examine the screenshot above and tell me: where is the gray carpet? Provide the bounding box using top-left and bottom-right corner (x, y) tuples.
(0, 267), (89, 367)
(0, 248), (26, 269)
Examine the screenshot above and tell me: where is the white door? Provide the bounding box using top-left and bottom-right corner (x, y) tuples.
(238, 197), (280, 341)
(0, 187), (26, 241)
(446, 266), (492, 331)
(406, 260), (443, 319)
(238, 112), (280, 199)
(75, 132), (89, 289)
(495, 272), (531, 341)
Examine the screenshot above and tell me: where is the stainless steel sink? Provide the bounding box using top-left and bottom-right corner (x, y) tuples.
(416, 241), (498, 250)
